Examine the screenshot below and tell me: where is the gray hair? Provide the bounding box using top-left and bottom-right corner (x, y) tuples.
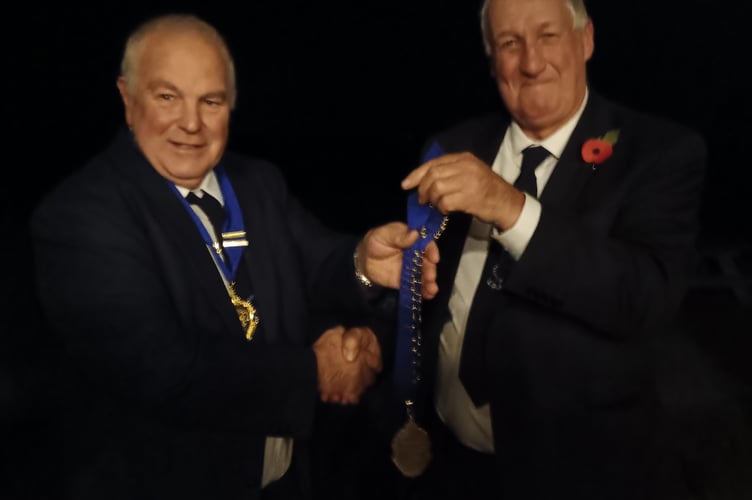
(119, 13), (237, 109)
(480, 0), (589, 55)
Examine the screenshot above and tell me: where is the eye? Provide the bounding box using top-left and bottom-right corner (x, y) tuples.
(496, 38), (518, 50)
(158, 93), (175, 101)
(541, 32), (560, 43)
(203, 96), (227, 107)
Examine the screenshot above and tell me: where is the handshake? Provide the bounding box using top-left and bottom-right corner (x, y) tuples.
(313, 325), (382, 405)
(310, 220), (441, 405)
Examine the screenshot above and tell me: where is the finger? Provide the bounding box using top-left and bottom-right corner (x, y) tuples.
(321, 390), (339, 404)
(314, 325), (345, 352)
(369, 347), (383, 371)
(420, 242), (440, 299)
(362, 351), (382, 372)
(341, 392), (360, 405)
(401, 162), (432, 190)
(421, 266), (439, 299)
(423, 240), (440, 265)
(362, 366), (376, 387)
(422, 281), (439, 300)
(402, 153), (467, 190)
(360, 327), (381, 351)
(362, 341), (383, 372)
(337, 381), (363, 405)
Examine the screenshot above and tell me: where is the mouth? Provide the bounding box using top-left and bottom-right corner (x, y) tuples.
(521, 78), (552, 87)
(169, 140), (204, 150)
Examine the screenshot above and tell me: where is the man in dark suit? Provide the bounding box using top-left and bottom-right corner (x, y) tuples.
(29, 13), (438, 500)
(397, 0), (706, 498)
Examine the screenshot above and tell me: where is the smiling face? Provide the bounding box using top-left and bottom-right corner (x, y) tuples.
(487, 0), (593, 140)
(117, 26), (231, 189)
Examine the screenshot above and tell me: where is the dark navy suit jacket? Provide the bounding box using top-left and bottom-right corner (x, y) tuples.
(30, 128), (380, 500)
(415, 91), (706, 499)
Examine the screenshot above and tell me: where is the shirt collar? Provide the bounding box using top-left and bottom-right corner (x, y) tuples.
(173, 169), (225, 206)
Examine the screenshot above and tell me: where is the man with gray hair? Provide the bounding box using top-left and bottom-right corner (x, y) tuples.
(395, 0), (706, 498)
(30, 12), (439, 500)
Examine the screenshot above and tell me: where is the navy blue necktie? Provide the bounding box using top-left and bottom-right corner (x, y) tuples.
(459, 145), (550, 405)
(186, 190), (225, 249)
(514, 145), (549, 196)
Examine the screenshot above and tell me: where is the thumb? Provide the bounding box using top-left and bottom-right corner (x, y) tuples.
(342, 330), (361, 362)
(399, 228), (420, 249)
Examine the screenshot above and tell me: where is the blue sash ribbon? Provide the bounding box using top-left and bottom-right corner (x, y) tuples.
(393, 142), (447, 410)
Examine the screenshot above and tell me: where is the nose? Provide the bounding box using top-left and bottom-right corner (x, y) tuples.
(178, 102), (202, 132)
(519, 42), (546, 76)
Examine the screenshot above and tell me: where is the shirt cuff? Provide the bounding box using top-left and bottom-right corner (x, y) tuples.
(491, 192), (541, 260)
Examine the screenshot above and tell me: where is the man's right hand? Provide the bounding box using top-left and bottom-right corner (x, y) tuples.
(313, 325), (382, 404)
(355, 222), (440, 299)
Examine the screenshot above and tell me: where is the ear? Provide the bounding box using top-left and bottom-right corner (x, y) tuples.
(582, 19), (594, 62)
(116, 76), (133, 128)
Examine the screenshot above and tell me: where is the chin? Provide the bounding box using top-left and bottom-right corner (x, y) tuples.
(161, 160), (212, 183)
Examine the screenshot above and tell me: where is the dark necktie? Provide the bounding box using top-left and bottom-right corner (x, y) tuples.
(459, 145), (550, 406)
(186, 190), (225, 251)
(514, 145), (549, 196)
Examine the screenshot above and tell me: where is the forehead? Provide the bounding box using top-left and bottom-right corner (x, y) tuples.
(488, 0), (572, 30)
(137, 28), (228, 89)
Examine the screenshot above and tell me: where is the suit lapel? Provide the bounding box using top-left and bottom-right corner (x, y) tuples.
(539, 93), (616, 208)
(109, 131), (244, 336)
(151, 182), (243, 336)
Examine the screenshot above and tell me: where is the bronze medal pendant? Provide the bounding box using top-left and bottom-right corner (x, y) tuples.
(391, 416), (432, 478)
(229, 282), (259, 340)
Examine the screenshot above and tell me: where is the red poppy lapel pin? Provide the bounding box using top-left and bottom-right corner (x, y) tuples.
(581, 129), (620, 170)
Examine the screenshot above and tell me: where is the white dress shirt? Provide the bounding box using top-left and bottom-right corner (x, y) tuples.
(434, 92), (588, 453)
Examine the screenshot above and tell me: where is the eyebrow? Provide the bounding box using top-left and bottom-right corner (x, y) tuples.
(146, 80), (227, 101)
(494, 20), (558, 38)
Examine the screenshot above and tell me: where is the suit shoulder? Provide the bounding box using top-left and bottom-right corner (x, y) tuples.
(634, 108), (706, 160)
(603, 95), (706, 148)
(220, 150), (291, 194)
(34, 146), (117, 215)
(590, 94), (708, 180)
(431, 113), (504, 143)
(222, 151), (285, 178)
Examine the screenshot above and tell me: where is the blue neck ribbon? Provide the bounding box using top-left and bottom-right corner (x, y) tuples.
(393, 142), (447, 411)
(171, 165), (247, 283)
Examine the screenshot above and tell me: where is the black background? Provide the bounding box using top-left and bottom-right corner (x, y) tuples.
(10, 1), (750, 237)
(4, 1), (752, 498)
